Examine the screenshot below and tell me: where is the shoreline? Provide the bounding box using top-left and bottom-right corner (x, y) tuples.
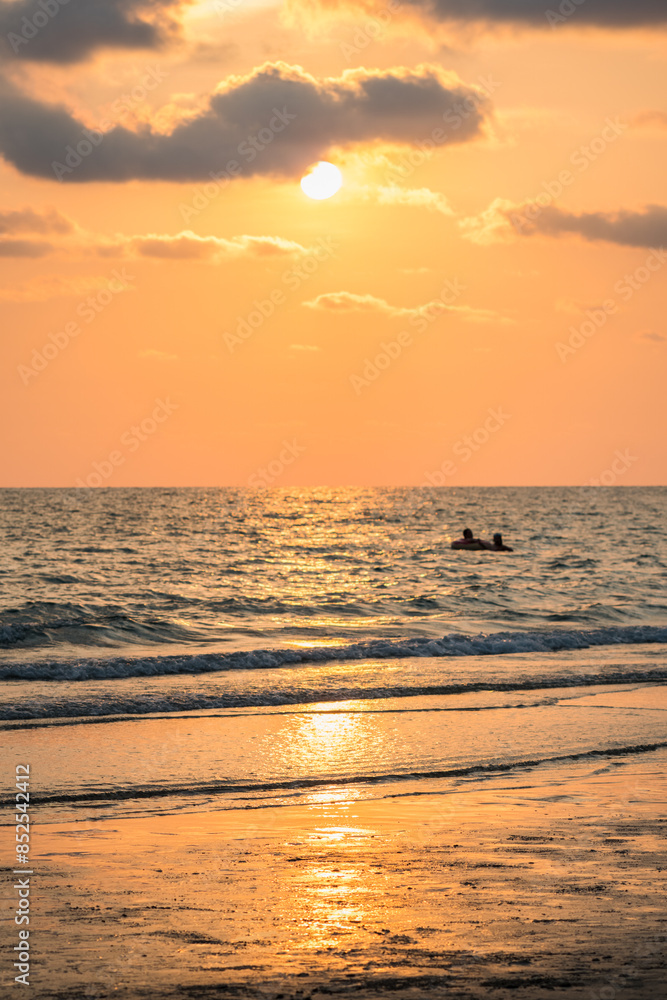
(21, 748), (667, 999)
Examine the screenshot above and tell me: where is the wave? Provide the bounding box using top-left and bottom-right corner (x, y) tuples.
(7, 741), (666, 809)
(0, 698), (572, 729)
(3, 592), (662, 654)
(1, 625), (666, 683)
(3, 666), (667, 721)
(0, 597), (437, 651)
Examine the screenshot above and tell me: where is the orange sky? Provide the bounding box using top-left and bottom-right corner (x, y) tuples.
(1, 0), (665, 486)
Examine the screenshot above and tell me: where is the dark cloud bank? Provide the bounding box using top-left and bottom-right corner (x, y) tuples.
(1, 0), (664, 72)
(0, 63), (491, 182)
(396, 0), (666, 28)
(520, 204), (667, 248)
(0, 0), (188, 64)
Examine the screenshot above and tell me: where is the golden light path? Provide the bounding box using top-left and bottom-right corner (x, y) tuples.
(300, 161), (343, 200)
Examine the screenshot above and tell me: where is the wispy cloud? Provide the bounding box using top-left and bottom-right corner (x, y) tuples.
(0, 206), (75, 235)
(458, 198), (519, 245)
(351, 184), (453, 215)
(0, 239), (53, 258)
(636, 330), (665, 344)
(303, 291), (508, 324)
(303, 292), (421, 317)
(630, 110), (667, 130)
(0, 208), (311, 262)
(117, 232), (311, 261)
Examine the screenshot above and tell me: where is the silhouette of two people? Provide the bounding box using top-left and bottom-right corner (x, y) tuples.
(451, 528), (513, 552)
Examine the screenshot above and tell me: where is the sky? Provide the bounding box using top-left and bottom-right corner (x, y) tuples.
(0, 0), (665, 487)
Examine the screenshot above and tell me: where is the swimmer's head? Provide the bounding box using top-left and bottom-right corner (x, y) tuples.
(493, 533), (502, 545)
(463, 528), (473, 539)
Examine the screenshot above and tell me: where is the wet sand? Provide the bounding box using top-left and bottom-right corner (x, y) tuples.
(21, 749), (667, 999)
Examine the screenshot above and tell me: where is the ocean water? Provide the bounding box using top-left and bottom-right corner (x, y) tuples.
(2, 486), (666, 821)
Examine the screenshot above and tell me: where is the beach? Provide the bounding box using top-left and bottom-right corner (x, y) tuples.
(5, 680), (667, 999)
(16, 738), (667, 999)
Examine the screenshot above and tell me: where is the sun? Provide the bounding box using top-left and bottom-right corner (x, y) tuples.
(300, 161), (343, 200)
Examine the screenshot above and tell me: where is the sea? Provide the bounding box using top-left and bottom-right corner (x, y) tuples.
(2, 486), (666, 823)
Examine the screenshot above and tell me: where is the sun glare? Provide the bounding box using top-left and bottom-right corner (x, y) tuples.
(300, 161), (343, 200)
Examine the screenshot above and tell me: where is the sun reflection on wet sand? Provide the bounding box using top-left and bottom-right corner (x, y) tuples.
(275, 821), (396, 965)
(252, 708), (426, 972)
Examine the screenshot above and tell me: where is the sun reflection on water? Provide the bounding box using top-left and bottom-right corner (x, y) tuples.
(283, 706), (369, 775)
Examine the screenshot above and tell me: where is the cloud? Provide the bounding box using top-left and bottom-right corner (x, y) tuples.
(520, 204), (667, 247)
(303, 291), (418, 317)
(316, 0), (667, 29)
(352, 184), (453, 214)
(0, 62), (492, 182)
(460, 200), (667, 248)
(120, 231), (310, 260)
(0, 206), (77, 255)
(436, 0), (667, 27)
(0, 209), (311, 261)
(289, 343), (320, 351)
(302, 291), (507, 323)
(0, 0), (189, 64)
(0, 206), (74, 234)
(0, 238), (53, 256)
(636, 330), (665, 343)
(631, 110), (667, 129)
(458, 197), (517, 245)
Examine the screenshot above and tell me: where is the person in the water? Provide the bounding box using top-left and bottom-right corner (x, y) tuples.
(488, 532), (513, 552)
(451, 528), (486, 550)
